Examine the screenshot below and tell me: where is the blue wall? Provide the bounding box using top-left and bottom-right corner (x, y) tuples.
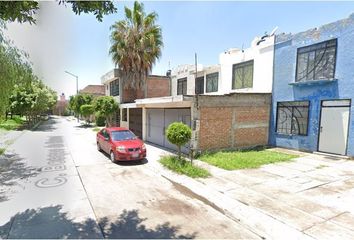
(270, 14), (354, 156)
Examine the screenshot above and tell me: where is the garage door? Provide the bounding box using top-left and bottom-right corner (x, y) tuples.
(146, 108), (191, 153)
(129, 108), (142, 139)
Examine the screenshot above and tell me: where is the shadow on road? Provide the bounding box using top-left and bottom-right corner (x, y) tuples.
(74, 124), (95, 129)
(0, 205), (196, 239)
(0, 153), (40, 203)
(31, 117), (58, 132)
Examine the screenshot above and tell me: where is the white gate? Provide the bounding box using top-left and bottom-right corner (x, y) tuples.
(318, 100), (350, 155)
(146, 108), (191, 153)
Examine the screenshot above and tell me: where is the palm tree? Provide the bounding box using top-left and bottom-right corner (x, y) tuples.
(109, 1), (163, 96)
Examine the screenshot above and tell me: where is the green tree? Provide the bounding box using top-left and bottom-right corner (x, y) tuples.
(0, 22), (33, 118)
(71, 94), (93, 119)
(0, 1), (116, 24)
(93, 96), (119, 127)
(80, 104), (94, 125)
(9, 79), (57, 125)
(166, 122), (192, 160)
(109, 1), (163, 97)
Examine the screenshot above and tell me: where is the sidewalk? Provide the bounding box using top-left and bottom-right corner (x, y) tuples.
(146, 144), (354, 240)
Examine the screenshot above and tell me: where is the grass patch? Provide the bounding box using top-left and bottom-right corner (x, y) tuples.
(159, 155), (210, 178)
(0, 116), (25, 130)
(92, 127), (100, 132)
(198, 149), (298, 170)
(0, 148), (5, 155)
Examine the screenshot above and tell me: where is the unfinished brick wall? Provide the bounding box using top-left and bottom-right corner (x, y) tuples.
(122, 88), (144, 103)
(195, 93), (271, 152)
(146, 76), (170, 98)
(121, 75), (170, 103)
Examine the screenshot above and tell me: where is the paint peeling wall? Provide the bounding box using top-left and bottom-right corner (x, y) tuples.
(269, 13), (354, 156)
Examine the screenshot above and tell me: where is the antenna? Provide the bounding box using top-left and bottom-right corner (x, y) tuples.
(270, 26), (278, 36)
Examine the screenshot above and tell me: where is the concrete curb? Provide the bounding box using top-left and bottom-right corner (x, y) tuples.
(155, 165), (314, 240)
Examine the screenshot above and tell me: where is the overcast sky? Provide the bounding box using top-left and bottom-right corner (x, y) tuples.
(5, 1), (354, 98)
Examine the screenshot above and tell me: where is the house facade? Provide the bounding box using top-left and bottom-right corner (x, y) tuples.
(101, 69), (170, 138)
(131, 33), (275, 153)
(269, 13), (354, 157)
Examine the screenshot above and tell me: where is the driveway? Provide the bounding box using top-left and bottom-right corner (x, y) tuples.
(194, 150), (354, 239)
(0, 116), (260, 239)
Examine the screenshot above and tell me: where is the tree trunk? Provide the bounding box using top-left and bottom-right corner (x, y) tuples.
(178, 145), (181, 160)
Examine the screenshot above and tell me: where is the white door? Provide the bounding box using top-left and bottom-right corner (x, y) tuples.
(146, 109), (164, 146)
(318, 100), (350, 155)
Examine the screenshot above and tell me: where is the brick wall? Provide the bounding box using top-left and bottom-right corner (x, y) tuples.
(146, 76), (170, 98)
(122, 88), (144, 103)
(195, 93), (271, 152)
(199, 107), (232, 150)
(121, 75), (170, 103)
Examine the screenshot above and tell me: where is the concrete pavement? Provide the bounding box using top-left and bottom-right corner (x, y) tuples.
(3, 116), (353, 239)
(0, 116), (260, 239)
(153, 147), (354, 240)
(0, 117), (102, 238)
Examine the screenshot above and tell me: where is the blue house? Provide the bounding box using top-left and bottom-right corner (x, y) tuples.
(270, 13), (354, 157)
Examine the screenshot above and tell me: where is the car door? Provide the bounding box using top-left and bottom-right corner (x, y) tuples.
(100, 129), (110, 153)
(97, 129), (105, 151)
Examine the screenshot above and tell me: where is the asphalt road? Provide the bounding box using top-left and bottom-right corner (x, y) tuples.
(0, 116), (259, 239)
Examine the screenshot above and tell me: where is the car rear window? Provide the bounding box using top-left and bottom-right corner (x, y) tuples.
(111, 130), (137, 141)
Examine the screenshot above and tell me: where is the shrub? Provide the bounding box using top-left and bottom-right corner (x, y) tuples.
(80, 104), (94, 124)
(166, 122), (192, 160)
(93, 96), (119, 126)
(95, 113), (106, 127)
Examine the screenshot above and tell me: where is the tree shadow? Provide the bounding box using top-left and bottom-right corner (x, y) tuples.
(74, 123), (95, 129)
(0, 205), (102, 239)
(0, 206), (197, 239)
(30, 117), (58, 132)
(0, 153), (40, 202)
(100, 209), (196, 239)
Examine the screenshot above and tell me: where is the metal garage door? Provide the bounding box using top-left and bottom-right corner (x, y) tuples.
(146, 108), (191, 153)
(129, 108), (142, 139)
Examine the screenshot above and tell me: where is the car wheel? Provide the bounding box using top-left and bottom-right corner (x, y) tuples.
(97, 142), (102, 152)
(110, 151), (116, 163)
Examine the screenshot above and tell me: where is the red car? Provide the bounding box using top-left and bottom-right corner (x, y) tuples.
(96, 127), (146, 162)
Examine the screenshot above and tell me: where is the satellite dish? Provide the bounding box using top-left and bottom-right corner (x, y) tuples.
(270, 26), (278, 36)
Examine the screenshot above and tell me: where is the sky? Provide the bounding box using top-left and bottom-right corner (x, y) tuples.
(5, 1), (354, 98)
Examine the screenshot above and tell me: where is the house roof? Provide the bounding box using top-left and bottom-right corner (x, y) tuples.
(79, 85), (105, 96)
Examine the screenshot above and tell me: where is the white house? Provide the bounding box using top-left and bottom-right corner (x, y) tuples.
(169, 34), (275, 97)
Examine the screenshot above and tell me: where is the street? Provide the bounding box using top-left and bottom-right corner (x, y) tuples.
(0, 116), (259, 239)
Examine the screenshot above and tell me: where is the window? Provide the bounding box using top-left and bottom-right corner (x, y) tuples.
(111, 130), (137, 141)
(276, 101), (310, 136)
(101, 129), (109, 139)
(177, 78), (187, 95)
(122, 108), (127, 121)
(195, 76), (204, 94)
(110, 79), (119, 96)
(206, 72), (218, 93)
(232, 60), (253, 89)
(296, 39), (337, 82)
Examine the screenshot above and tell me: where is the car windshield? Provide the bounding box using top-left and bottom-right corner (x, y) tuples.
(111, 130), (137, 141)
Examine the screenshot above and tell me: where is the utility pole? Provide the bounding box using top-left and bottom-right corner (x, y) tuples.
(64, 70), (78, 94)
(64, 70), (79, 122)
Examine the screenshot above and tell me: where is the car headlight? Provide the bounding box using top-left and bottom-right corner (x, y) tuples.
(116, 146), (126, 152)
(141, 144), (146, 151)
